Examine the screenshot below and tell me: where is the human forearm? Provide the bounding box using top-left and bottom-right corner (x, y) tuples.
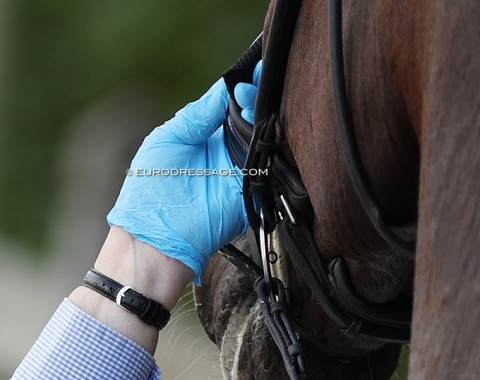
(69, 225), (193, 354)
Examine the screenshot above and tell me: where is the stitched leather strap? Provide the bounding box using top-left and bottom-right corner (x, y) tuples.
(83, 268), (171, 330)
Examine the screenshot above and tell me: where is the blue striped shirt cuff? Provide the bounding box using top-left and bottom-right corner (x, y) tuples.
(11, 298), (161, 379)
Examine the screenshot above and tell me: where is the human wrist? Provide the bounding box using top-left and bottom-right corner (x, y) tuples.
(68, 226), (194, 354)
(82, 268), (171, 330)
(93, 225), (193, 311)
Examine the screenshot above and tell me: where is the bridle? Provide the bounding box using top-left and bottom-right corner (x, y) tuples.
(221, 0), (416, 378)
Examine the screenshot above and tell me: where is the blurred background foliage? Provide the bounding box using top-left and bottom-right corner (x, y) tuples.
(0, 0), (267, 255)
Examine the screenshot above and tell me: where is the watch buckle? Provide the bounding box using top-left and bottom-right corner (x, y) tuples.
(116, 285), (133, 313)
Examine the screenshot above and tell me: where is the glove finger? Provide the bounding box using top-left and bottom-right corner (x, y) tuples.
(160, 78), (229, 145)
(234, 82), (258, 109)
(253, 60), (262, 86)
(241, 108), (255, 125)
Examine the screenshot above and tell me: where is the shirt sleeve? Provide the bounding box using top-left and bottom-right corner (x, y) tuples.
(11, 298), (161, 380)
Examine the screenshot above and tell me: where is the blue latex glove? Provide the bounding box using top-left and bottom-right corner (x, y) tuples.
(107, 76), (259, 285)
(234, 60), (262, 125)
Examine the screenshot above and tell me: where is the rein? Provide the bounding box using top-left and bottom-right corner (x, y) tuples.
(221, 0), (415, 377)
(328, 0), (416, 260)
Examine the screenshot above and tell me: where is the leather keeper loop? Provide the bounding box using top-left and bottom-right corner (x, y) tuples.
(255, 139), (274, 154)
(249, 179), (267, 194)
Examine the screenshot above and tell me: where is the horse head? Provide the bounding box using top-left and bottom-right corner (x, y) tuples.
(195, 0), (480, 378)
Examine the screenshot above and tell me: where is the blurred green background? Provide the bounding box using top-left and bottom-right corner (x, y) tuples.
(0, 0), (267, 254)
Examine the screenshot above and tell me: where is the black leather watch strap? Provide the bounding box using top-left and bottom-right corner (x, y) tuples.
(83, 268), (171, 330)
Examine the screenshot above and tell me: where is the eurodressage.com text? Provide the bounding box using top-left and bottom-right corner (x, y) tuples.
(126, 168), (268, 177)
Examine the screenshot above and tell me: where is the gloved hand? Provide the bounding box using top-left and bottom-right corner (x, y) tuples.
(107, 73), (260, 285)
(233, 60), (262, 125)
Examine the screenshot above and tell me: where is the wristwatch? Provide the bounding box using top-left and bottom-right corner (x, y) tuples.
(83, 268), (171, 330)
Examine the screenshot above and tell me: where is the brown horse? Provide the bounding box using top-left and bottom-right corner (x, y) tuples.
(195, 0), (480, 379)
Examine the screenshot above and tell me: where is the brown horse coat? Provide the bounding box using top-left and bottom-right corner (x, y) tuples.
(196, 0), (480, 378)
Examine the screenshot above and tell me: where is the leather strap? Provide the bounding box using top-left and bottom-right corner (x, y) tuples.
(83, 268), (171, 330)
(222, 1), (413, 344)
(328, 0), (416, 259)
